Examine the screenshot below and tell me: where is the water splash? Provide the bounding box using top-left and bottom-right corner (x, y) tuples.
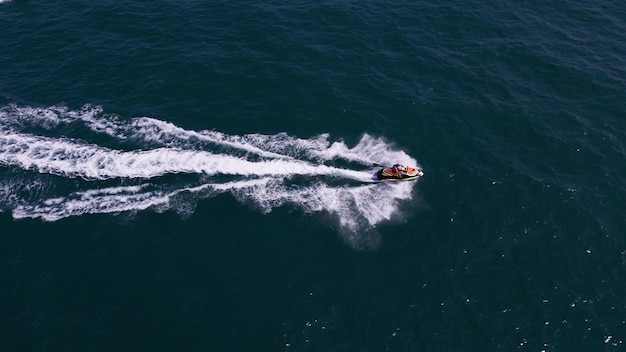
(0, 104), (421, 245)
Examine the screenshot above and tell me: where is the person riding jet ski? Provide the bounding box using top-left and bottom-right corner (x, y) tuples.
(390, 164), (406, 177)
(376, 164), (423, 181)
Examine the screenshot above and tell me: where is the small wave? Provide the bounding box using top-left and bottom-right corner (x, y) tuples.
(0, 104), (421, 244)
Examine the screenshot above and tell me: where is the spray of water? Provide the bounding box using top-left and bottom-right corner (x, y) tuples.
(0, 104), (421, 246)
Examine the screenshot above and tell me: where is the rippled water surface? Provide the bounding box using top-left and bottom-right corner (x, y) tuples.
(1, 1), (625, 351)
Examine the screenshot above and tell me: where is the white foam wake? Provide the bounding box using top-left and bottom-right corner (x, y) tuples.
(0, 130), (374, 181)
(0, 104), (415, 165)
(0, 104), (422, 245)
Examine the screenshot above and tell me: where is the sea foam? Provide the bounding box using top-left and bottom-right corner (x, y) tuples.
(0, 104), (421, 242)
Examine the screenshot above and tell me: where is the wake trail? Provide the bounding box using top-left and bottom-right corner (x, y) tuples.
(0, 130), (376, 181)
(0, 104), (421, 245)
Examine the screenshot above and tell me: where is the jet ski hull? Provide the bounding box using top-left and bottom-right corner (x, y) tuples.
(376, 166), (423, 181)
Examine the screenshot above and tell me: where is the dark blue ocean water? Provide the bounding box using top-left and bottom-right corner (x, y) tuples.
(1, 1), (626, 351)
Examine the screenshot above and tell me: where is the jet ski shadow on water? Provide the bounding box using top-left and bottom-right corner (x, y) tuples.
(375, 164), (423, 182)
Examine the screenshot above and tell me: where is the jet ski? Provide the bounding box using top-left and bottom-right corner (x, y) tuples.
(376, 164), (424, 181)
